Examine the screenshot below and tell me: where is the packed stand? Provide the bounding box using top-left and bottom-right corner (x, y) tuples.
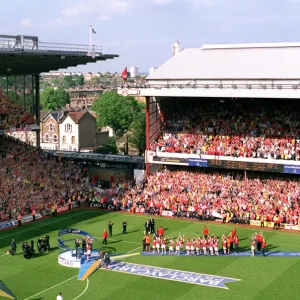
(0, 90), (35, 130)
(0, 136), (88, 221)
(151, 98), (300, 161)
(112, 168), (300, 225)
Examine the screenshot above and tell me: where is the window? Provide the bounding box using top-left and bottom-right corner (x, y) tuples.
(65, 124), (72, 132)
(49, 123), (55, 131)
(45, 134), (49, 142)
(71, 136), (76, 144)
(62, 136), (67, 143)
(53, 135), (58, 143)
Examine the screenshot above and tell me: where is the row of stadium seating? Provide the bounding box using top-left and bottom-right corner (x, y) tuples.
(0, 136), (86, 221)
(0, 91), (35, 130)
(151, 99), (300, 161)
(114, 168), (300, 224)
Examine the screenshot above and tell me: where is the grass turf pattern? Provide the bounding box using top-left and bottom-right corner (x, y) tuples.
(1, 209), (300, 300)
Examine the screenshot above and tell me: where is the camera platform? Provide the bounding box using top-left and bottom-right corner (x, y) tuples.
(58, 250), (99, 268)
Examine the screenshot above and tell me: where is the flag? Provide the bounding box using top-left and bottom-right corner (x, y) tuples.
(121, 66), (128, 82)
(91, 26), (96, 34)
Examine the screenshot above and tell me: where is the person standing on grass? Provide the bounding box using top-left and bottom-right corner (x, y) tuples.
(102, 229), (108, 245)
(56, 292), (63, 300)
(203, 226), (209, 239)
(122, 220), (127, 234)
(251, 239), (255, 257)
(11, 238), (17, 255)
(234, 235), (239, 253)
(262, 238), (267, 257)
(108, 221), (114, 237)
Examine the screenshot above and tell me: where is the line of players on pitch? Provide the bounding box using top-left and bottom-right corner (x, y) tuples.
(144, 227), (267, 257)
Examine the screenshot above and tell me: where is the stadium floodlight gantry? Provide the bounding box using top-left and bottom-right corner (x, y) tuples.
(0, 34), (118, 146)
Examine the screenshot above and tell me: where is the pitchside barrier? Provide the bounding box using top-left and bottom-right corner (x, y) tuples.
(1, 204), (300, 232)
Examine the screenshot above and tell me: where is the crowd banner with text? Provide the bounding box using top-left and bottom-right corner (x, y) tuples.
(250, 220), (298, 230)
(161, 211), (173, 217)
(188, 158), (208, 167)
(284, 165), (300, 174)
(0, 213), (43, 230)
(153, 157), (188, 164)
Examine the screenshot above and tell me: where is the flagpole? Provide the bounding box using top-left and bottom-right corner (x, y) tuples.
(125, 62), (127, 87)
(89, 25), (92, 51)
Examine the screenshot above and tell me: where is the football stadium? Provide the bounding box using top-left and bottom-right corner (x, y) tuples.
(1, 38), (300, 300)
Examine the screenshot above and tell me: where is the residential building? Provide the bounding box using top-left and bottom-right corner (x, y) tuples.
(40, 111), (65, 150)
(59, 111), (108, 152)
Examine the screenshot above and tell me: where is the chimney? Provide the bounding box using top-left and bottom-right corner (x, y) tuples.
(172, 41), (180, 56)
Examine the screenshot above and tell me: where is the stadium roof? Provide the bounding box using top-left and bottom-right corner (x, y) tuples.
(147, 42), (300, 80)
(0, 35), (118, 75)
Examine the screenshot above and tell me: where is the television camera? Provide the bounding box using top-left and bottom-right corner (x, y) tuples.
(22, 240), (35, 259)
(37, 235), (50, 253)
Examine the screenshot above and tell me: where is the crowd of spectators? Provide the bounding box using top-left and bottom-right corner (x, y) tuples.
(0, 90), (35, 130)
(111, 168), (300, 225)
(0, 136), (88, 221)
(151, 99), (300, 161)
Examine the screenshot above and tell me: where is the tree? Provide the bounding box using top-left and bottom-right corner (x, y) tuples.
(90, 76), (100, 87)
(94, 138), (117, 154)
(92, 91), (141, 138)
(63, 75), (76, 88)
(73, 74), (85, 86)
(40, 88), (70, 110)
(128, 112), (146, 156)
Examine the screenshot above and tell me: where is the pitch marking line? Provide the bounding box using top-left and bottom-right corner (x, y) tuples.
(73, 278), (89, 300)
(24, 275), (77, 300)
(0, 211), (92, 240)
(127, 246), (142, 254)
(0, 253), (8, 258)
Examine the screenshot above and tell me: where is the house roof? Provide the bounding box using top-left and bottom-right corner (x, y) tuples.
(147, 42), (300, 80)
(67, 112), (86, 123)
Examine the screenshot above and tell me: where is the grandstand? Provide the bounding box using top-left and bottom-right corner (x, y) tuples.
(116, 42), (300, 229)
(0, 34), (118, 146)
(129, 42), (300, 175)
(0, 34), (118, 221)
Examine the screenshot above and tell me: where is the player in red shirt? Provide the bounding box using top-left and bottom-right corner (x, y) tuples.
(214, 238), (219, 256)
(156, 238), (161, 254)
(186, 239), (191, 255)
(175, 239), (181, 256)
(191, 238), (195, 256)
(261, 238), (267, 257)
(209, 237), (214, 256)
(158, 226), (164, 237)
(251, 239), (255, 257)
(222, 235), (227, 255)
(234, 236), (239, 253)
(196, 238), (201, 256)
(160, 237), (166, 255)
(203, 226), (209, 238)
(202, 238), (208, 256)
(168, 238), (174, 255)
(152, 238), (156, 253)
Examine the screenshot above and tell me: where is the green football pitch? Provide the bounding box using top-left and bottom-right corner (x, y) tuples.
(1, 209), (300, 300)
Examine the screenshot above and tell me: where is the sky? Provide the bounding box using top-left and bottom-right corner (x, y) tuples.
(2, 0), (300, 73)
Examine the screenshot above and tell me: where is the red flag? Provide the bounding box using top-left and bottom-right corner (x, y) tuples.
(121, 67), (128, 81)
